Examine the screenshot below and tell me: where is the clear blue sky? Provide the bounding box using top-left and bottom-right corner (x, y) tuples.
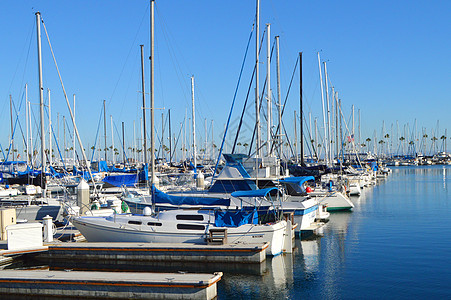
(1, 0), (450, 159)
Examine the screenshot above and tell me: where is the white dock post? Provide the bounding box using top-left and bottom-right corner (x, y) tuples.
(283, 219), (293, 254)
(77, 179), (90, 215)
(196, 171), (204, 189)
(43, 215), (53, 243)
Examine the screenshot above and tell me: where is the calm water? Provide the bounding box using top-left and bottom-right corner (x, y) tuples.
(218, 165), (451, 299)
(6, 166), (451, 299)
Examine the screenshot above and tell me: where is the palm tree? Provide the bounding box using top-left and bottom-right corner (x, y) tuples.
(366, 138), (371, 152)
(379, 140), (385, 155)
(440, 135), (447, 152)
(243, 143), (249, 153)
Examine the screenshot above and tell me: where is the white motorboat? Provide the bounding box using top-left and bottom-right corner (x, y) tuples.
(308, 189), (354, 211)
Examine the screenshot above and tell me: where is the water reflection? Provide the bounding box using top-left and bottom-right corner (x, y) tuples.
(219, 253), (294, 299)
(443, 166), (447, 190)
(299, 239), (320, 272)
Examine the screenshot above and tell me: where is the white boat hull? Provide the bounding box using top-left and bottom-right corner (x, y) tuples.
(72, 213), (287, 256)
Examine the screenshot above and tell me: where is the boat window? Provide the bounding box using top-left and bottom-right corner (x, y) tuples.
(128, 220), (142, 225)
(176, 215), (204, 221)
(147, 222), (162, 226)
(177, 224), (205, 230)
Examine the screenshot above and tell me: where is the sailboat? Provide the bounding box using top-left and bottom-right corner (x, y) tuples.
(71, 1), (289, 256)
(72, 207), (287, 256)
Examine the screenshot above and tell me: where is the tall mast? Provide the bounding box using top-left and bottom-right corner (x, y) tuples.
(122, 122), (125, 164)
(133, 120), (136, 162)
(339, 99), (343, 161)
(331, 86), (335, 161)
(63, 116), (66, 166)
(335, 91), (339, 160)
(111, 115), (115, 164)
(36, 12), (46, 191)
(48, 89), (52, 166)
(323, 61), (331, 165)
(140, 44), (147, 167)
(29, 95), (33, 166)
(161, 113), (164, 160)
(183, 108), (187, 162)
(318, 52), (327, 165)
(103, 100), (107, 162)
(211, 119), (214, 160)
(294, 111), (298, 163)
(255, 0), (261, 157)
(266, 23), (271, 156)
(57, 112), (59, 162)
(140, 118), (143, 162)
(73, 94), (76, 165)
(191, 76), (197, 170)
(314, 118), (318, 160)
(275, 36), (282, 158)
(150, 0), (155, 193)
(10, 95), (14, 162)
(204, 118), (207, 160)
(352, 104), (355, 141)
(169, 109), (172, 163)
(26, 84), (29, 165)
(299, 52), (304, 166)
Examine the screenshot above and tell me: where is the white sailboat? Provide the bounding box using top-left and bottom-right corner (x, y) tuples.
(72, 209), (287, 256)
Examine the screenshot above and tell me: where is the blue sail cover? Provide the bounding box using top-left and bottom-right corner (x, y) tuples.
(153, 186), (231, 206)
(103, 174), (138, 187)
(214, 209), (258, 227)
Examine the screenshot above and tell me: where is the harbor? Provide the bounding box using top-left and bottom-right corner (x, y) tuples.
(0, 165), (449, 299)
(0, 0), (449, 299)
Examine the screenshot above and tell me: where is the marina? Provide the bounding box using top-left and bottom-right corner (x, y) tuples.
(0, 0), (449, 299)
(0, 165), (449, 299)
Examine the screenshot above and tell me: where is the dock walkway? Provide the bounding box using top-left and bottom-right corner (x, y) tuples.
(43, 242), (268, 264)
(0, 270), (222, 299)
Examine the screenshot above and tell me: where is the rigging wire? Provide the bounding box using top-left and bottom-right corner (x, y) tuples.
(211, 23), (255, 181)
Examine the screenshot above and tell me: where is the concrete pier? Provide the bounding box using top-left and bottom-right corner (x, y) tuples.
(41, 242), (268, 264)
(0, 270), (222, 299)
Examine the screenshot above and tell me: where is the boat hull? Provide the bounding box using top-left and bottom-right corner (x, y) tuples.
(72, 214), (286, 256)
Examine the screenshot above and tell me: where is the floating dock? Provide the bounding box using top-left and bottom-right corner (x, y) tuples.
(39, 242), (268, 264)
(0, 270), (222, 299)
(300, 221), (327, 239)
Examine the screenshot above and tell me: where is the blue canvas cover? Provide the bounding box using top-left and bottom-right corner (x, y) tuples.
(209, 179), (257, 193)
(49, 166), (65, 178)
(103, 174), (138, 187)
(139, 164), (148, 182)
(279, 176), (315, 194)
(279, 176), (315, 185)
(214, 209), (258, 227)
(152, 186), (231, 206)
(98, 161), (109, 172)
(230, 187), (278, 198)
